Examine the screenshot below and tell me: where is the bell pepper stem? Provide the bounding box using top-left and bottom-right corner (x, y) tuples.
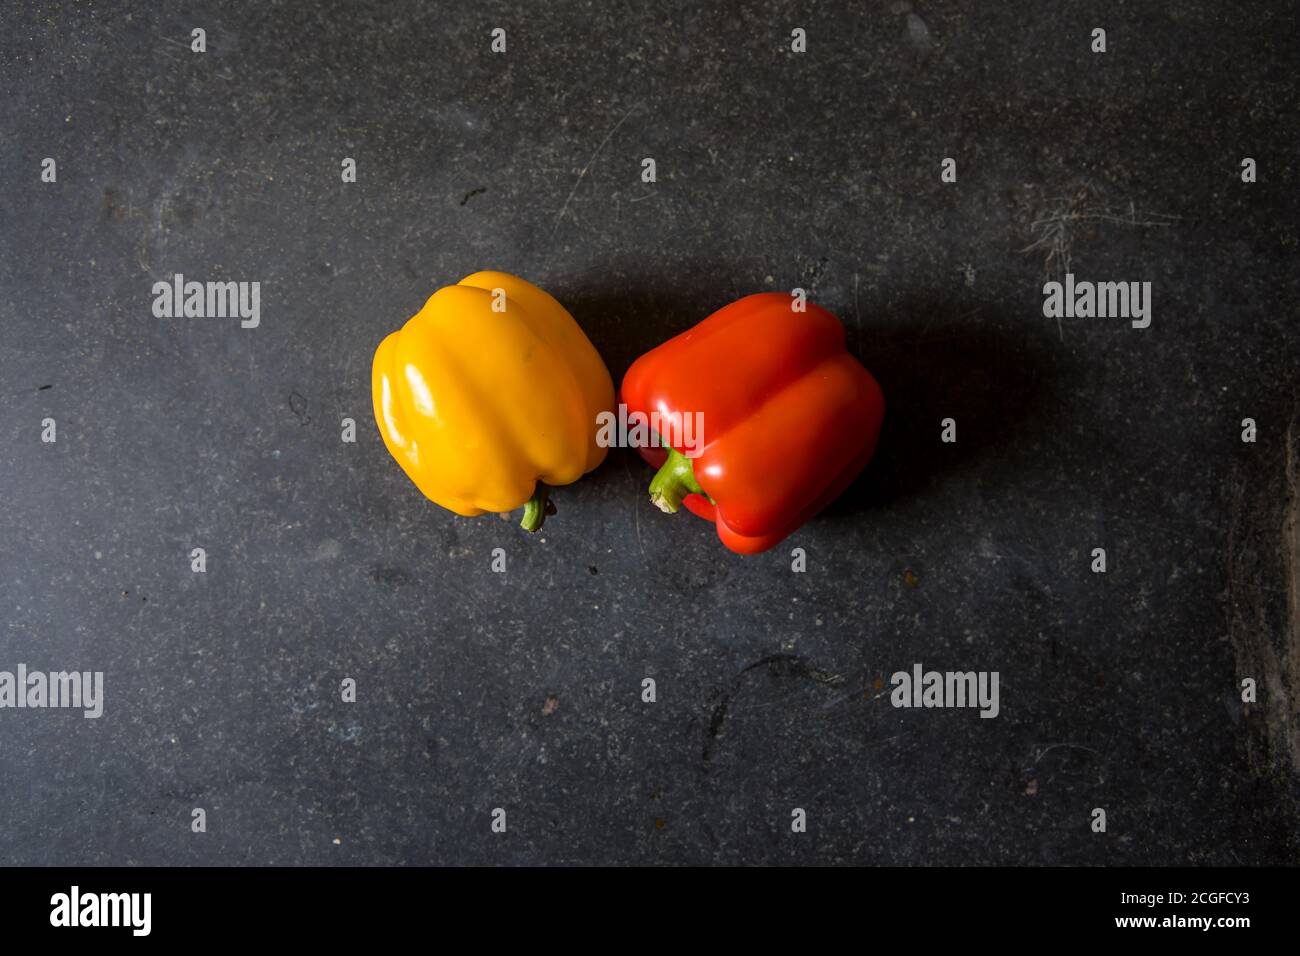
(649, 448), (710, 513)
(520, 483), (556, 532)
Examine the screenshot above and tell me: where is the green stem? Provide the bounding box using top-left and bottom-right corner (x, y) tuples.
(520, 483), (556, 532)
(648, 449), (712, 513)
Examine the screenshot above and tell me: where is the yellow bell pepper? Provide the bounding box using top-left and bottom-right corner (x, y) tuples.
(371, 271), (613, 530)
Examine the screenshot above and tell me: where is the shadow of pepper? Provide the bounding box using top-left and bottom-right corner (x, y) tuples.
(824, 296), (1057, 518)
(553, 262), (745, 384)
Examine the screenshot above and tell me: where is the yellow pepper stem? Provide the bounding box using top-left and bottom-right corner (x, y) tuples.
(520, 483), (556, 532)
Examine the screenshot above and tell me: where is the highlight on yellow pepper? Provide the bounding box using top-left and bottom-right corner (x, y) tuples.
(371, 271), (614, 531)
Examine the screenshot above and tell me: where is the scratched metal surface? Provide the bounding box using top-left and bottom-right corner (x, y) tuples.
(0, 1), (1297, 864)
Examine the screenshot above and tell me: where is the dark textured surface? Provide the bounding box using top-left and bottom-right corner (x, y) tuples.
(1, 1), (1297, 865)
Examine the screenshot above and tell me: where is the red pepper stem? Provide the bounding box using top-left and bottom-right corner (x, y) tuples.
(649, 448), (708, 514)
(520, 483), (556, 532)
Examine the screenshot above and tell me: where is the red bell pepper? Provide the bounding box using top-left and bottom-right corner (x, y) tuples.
(620, 292), (885, 554)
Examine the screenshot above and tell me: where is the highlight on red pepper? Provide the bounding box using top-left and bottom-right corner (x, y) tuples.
(619, 292), (885, 554)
